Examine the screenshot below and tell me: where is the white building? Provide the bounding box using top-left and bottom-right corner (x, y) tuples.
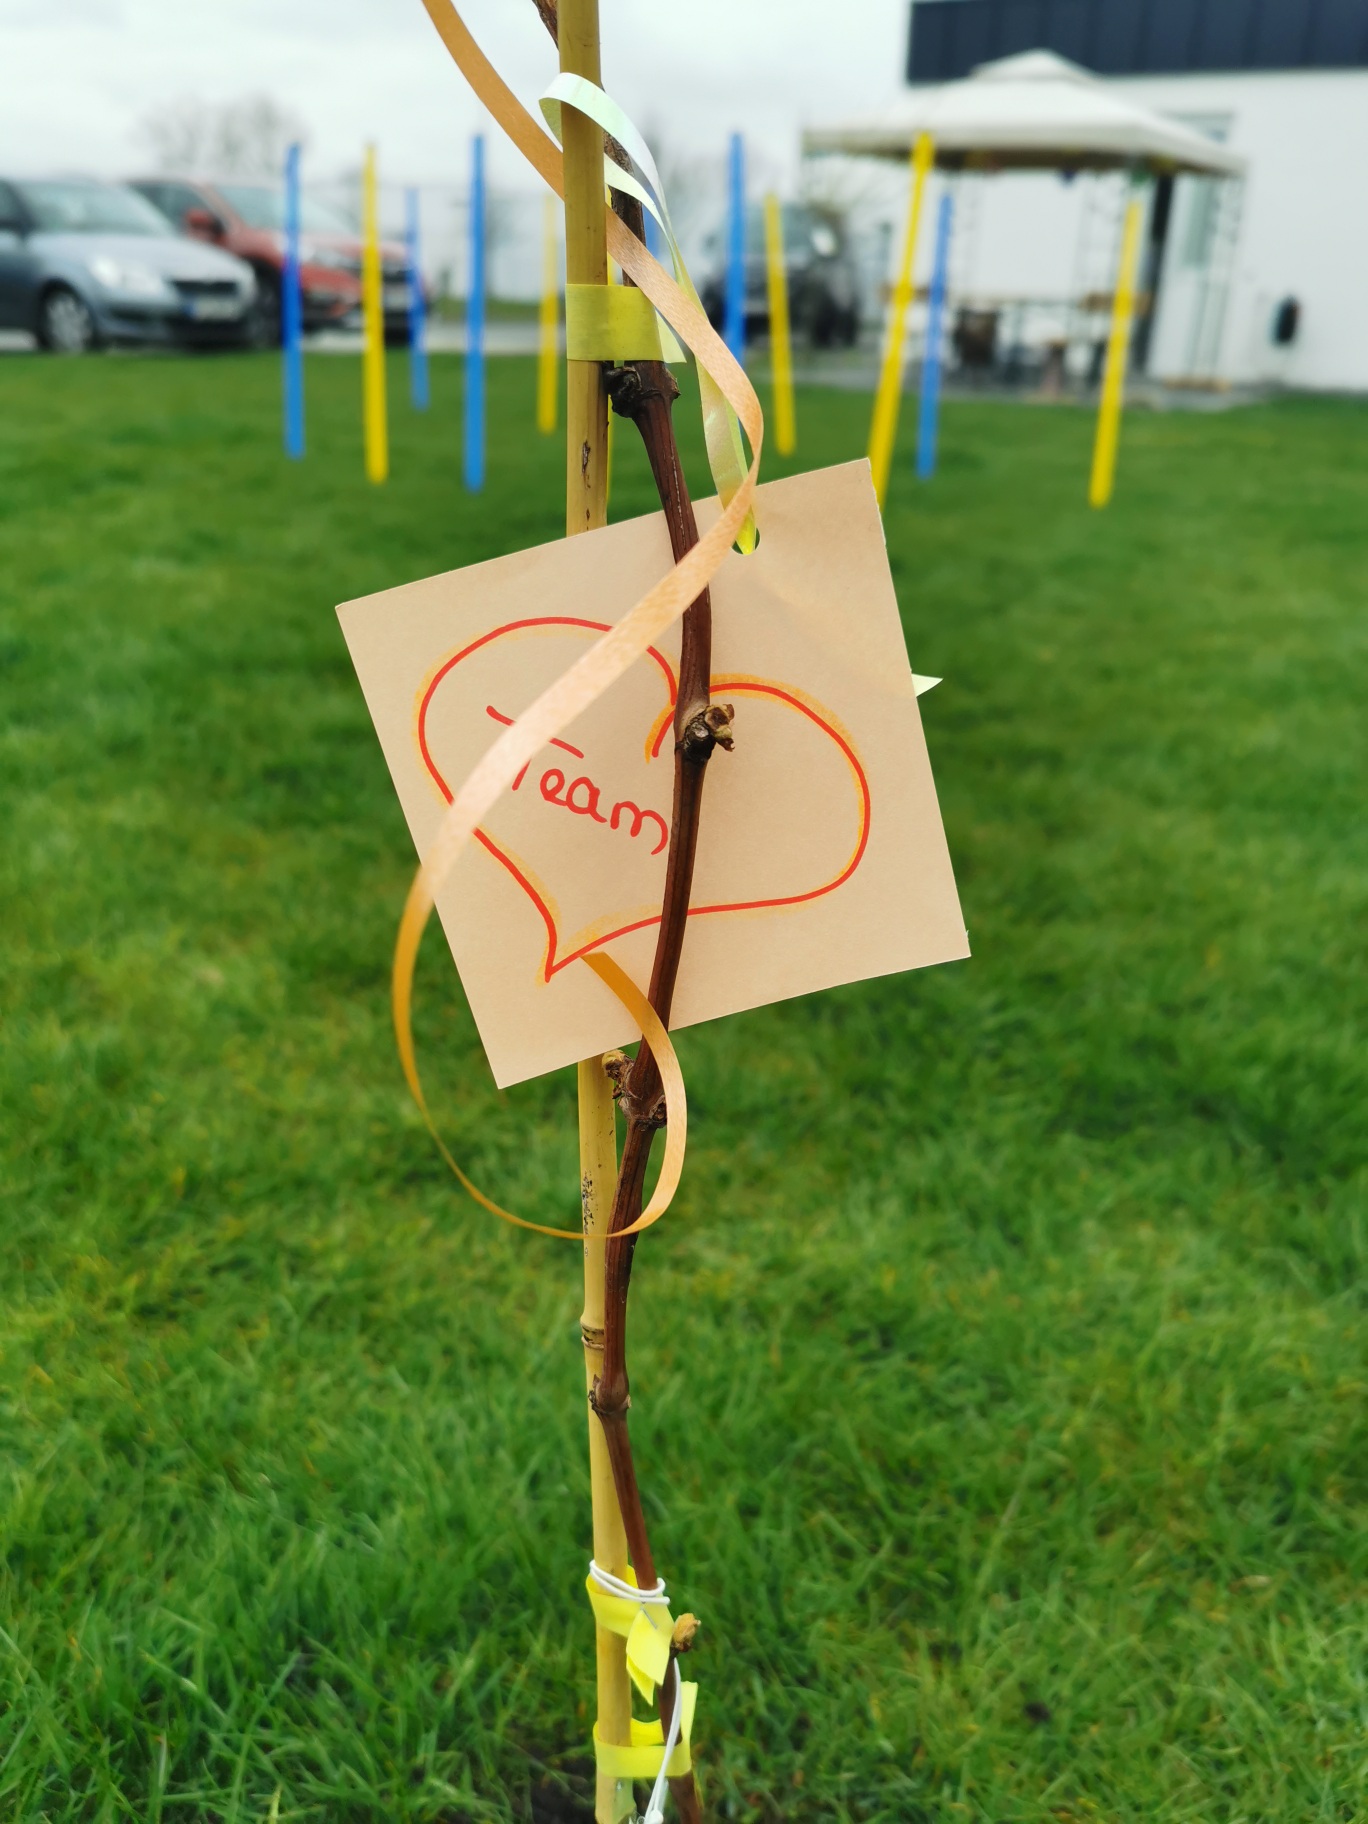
(819, 0), (1368, 393)
(1105, 66), (1368, 391)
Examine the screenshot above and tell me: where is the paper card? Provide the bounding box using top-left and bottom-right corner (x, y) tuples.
(337, 460), (969, 1087)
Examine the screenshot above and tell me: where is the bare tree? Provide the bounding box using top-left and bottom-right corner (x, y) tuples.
(136, 95), (308, 177)
(799, 150), (894, 222)
(646, 136), (726, 273)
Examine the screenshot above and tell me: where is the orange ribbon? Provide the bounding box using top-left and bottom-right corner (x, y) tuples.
(391, 0), (765, 1239)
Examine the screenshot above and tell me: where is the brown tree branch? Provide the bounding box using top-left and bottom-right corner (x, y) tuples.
(533, 11), (720, 1819)
(597, 219), (721, 1824)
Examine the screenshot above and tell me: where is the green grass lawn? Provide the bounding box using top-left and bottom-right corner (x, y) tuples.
(1, 350), (1365, 1823)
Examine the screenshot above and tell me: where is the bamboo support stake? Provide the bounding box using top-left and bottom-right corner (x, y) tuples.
(560, 5), (632, 1818)
(762, 192), (796, 456)
(561, 0), (610, 532)
(532, 14), (709, 1813)
(1088, 193), (1143, 510)
(578, 1058), (633, 1824)
(867, 130), (933, 509)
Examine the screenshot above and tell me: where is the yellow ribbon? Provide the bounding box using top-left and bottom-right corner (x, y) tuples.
(396, 953), (685, 1242)
(396, 0), (765, 1242)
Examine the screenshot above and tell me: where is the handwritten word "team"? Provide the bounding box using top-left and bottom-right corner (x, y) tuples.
(487, 706), (669, 855)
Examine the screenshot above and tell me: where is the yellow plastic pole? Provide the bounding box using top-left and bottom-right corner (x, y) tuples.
(867, 131), (934, 509)
(763, 192), (796, 456)
(560, 6), (631, 1821)
(361, 144), (388, 485)
(1088, 194), (1144, 510)
(537, 194), (559, 435)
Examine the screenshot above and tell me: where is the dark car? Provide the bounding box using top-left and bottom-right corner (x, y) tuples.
(129, 176), (412, 344)
(700, 203), (860, 348)
(0, 177), (257, 352)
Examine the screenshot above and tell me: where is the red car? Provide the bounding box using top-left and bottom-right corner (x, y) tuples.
(128, 177), (413, 344)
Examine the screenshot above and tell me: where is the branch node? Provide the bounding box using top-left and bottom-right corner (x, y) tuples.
(628, 1091), (667, 1131)
(606, 362), (681, 419)
(589, 1376), (630, 1422)
(678, 701), (734, 762)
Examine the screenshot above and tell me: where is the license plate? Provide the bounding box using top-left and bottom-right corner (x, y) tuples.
(188, 297), (241, 321)
(384, 285), (411, 311)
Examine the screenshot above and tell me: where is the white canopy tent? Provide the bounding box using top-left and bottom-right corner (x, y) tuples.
(803, 49), (1248, 399)
(803, 51), (1250, 501)
(802, 50), (1246, 178)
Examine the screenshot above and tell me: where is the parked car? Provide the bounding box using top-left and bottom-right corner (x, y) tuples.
(129, 177), (413, 344)
(700, 204), (860, 348)
(0, 177), (257, 352)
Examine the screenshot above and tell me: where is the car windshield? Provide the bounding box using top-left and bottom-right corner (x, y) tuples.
(743, 205), (835, 256)
(216, 184), (354, 235)
(16, 180), (173, 236)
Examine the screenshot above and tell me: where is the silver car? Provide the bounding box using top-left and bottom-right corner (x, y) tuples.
(0, 177), (258, 352)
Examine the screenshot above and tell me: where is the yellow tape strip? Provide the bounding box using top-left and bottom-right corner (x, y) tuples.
(593, 1684), (697, 1781)
(585, 1570), (675, 1700)
(400, 0), (763, 1243)
(565, 283), (685, 364)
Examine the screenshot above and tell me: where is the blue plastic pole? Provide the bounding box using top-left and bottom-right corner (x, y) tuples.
(282, 142), (304, 460)
(464, 135), (486, 492)
(724, 131), (746, 361)
(406, 186), (429, 412)
(916, 191), (954, 481)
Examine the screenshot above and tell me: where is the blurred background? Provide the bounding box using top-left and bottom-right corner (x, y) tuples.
(5, 0), (1365, 389)
(3, 3), (1366, 1820)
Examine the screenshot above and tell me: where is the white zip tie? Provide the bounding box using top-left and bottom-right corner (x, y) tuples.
(587, 1561), (681, 1824)
(589, 1559), (669, 1605)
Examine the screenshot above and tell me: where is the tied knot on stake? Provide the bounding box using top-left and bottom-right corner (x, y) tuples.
(587, 1563), (698, 1824)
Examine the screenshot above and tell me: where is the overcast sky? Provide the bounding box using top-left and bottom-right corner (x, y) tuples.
(0, 0), (913, 192)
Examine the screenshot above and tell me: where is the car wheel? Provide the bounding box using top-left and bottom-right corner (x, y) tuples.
(38, 285), (99, 354)
(246, 272), (282, 348)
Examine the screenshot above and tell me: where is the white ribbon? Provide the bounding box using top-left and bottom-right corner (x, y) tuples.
(540, 72), (756, 552)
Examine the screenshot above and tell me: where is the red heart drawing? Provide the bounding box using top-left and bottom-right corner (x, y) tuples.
(417, 615), (871, 982)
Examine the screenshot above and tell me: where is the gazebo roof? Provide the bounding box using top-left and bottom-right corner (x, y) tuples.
(803, 50), (1245, 177)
